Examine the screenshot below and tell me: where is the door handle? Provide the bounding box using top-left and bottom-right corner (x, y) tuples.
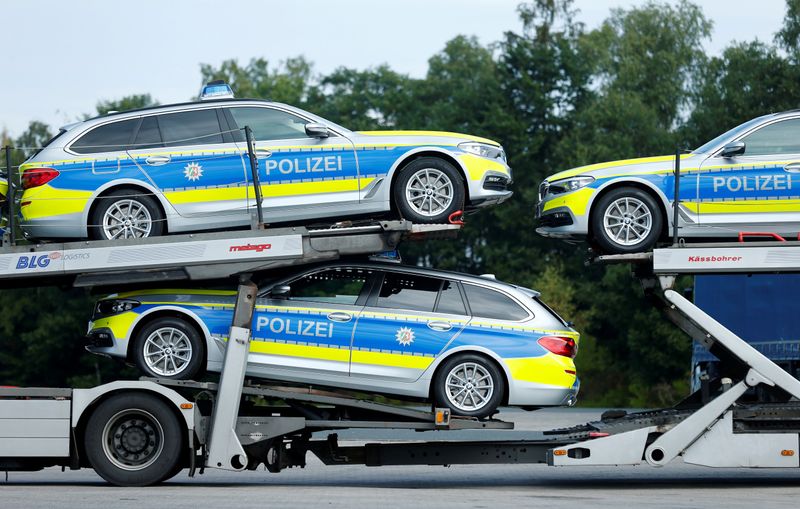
(427, 321), (453, 332)
(145, 155), (171, 166)
(327, 312), (352, 323)
(784, 162), (800, 173)
(255, 149), (272, 159)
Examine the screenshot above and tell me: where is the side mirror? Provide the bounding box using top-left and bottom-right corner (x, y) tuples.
(305, 123), (329, 139)
(720, 141), (745, 158)
(270, 285), (291, 299)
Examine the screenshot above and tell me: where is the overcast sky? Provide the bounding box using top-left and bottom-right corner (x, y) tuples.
(0, 0), (788, 136)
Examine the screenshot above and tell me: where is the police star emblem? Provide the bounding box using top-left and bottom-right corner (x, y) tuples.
(395, 326), (415, 347)
(183, 162), (203, 181)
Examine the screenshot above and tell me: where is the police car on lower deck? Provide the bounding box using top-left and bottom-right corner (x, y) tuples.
(536, 111), (800, 253)
(86, 261), (580, 418)
(17, 82), (512, 241)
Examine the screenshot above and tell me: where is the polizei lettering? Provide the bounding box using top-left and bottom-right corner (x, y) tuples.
(264, 155), (342, 176)
(255, 316), (334, 338)
(712, 174), (792, 193)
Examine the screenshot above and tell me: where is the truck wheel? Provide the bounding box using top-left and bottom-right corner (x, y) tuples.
(90, 189), (164, 240)
(84, 393), (184, 487)
(394, 157), (465, 224)
(433, 353), (504, 419)
(590, 187), (662, 254)
(133, 317), (205, 381)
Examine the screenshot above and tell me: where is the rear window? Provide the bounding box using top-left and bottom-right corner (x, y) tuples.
(71, 119), (139, 154)
(463, 284), (529, 321)
(158, 109), (224, 147)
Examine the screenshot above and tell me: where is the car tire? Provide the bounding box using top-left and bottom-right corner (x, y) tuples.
(393, 157), (465, 224)
(83, 392), (185, 487)
(433, 353), (504, 419)
(591, 187), (662, 254)
(133, 317), (205, 381)
(90, 189), (164, 240)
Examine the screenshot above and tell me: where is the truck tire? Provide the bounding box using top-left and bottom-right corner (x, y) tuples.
(84, 392), (185, 487)
(433, 353), (504, 419)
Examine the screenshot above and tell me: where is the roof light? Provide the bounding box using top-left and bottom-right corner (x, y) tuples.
(200, 80), (234, 101)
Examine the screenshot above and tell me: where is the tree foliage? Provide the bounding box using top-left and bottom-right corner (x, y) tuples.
(2, 1), (799, 405)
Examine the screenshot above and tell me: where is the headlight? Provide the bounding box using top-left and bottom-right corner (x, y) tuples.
(93, 299), (140, 319)
(458, 142), (506, 162)
(546, 176), (595, 195)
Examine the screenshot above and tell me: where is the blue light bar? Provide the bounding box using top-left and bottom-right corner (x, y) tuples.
(200, 81), (234, 100)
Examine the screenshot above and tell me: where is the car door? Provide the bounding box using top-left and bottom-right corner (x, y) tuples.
(698, 117), (800, 229)
(128, 108), (250, 218)
(248, 266), (374, 377)
(223, 106), (360, 220)
(350, 270), (468, 382)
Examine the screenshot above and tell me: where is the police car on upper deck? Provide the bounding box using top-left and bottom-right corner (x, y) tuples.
(536, 111), (800, 253)
(17, 82), (512, 240)
(85, 261), (579, 418)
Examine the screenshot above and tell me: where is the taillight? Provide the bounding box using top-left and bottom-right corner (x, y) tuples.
(538, 335), (577, 358)
(22, 168), (59, 190)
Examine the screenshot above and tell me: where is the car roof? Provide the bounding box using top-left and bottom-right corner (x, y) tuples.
(83, 98), (275, 123)
(279, 259), (539, 295)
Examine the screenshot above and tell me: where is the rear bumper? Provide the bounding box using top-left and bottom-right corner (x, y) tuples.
(21, 212), (86, 240)
(507, 378), (580, 406)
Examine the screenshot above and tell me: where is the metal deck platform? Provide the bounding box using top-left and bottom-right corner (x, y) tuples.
(0, 220), (459, 287)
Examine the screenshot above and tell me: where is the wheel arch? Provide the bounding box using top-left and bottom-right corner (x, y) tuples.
(387, 148), (470, 209)
(587, 178), (671, 241)
(125, 308), (210, 369)
(427, 347), (511, 406)
(87, 181), (171, 235)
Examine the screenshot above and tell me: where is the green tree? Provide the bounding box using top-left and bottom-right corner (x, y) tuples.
(200, 57), (314, 106)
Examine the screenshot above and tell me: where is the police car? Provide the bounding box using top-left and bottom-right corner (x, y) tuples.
(18, 83), (512, 240)
(86, 261), (579, 417)
(536, 111), (800, 253)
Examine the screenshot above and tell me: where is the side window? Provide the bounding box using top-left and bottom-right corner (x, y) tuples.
(132, 116), (163, 149)
(376, 272), (440, 313)
(436, 280), (467, 315)
(158, 109), (224, 147)
(71, 119), (139, 154)
(741, 118), (800, 156)
(463, 284), (529, 321)
(285, 268), (371, 306)
(227, 107), (308, 141)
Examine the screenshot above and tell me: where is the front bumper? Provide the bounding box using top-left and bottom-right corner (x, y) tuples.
(468, 171), (513, 209)
(535, 186), (596, 239)
(85, 322), (128, 358)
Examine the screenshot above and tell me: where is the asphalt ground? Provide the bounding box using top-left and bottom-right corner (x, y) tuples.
(3, 407), (800, 509)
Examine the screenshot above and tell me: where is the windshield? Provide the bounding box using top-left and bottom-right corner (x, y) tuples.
(692, 115), (770, 154)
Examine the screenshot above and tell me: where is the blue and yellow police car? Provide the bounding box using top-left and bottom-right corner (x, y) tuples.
(86, 261), (579, 417)
(537, 111), (800, 253)
(18, 83), (512, 240)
